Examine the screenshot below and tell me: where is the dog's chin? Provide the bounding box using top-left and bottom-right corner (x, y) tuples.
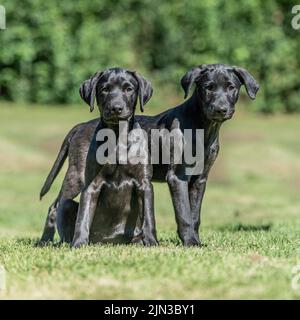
(103, 115), (132, 125)
(207, 113), (234, 123)
(207, 115), (225, 123)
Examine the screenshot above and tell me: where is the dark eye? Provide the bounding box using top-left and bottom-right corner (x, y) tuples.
(227, 84), (235, 91)
(205, 84), (215, 91)
(101, 87), (109, 94)
(125, 87), (133, 93)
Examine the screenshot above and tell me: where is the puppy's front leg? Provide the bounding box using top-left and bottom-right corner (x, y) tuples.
(72, 174), (104, 248)
(167, 168), (200, 246)
(138, 181), (158, 246)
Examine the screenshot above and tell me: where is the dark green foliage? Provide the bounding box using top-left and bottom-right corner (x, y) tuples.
(0, 0), (299, 112)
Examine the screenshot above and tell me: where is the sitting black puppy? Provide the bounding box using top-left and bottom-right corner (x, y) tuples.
(56, 68), (158, 247)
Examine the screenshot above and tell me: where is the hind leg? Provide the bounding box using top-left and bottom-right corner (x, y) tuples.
(57, 199), (78, 243)
(38, 168), (84, 244)
(39, 201), (58, 244)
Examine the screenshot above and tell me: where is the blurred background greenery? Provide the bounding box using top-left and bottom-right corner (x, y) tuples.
(1, 0), (300, 113)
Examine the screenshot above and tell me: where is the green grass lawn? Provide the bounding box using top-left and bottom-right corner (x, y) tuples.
(0, 101), (299, 299)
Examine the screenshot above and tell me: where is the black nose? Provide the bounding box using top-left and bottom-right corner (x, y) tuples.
(111, 105), (123, 115)
(215, 106), (227, 115)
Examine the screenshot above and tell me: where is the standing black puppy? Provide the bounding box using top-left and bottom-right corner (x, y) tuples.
(56, 68), (158, 247)
(39, 64), (259, 247)
(139, 64), (259, 245)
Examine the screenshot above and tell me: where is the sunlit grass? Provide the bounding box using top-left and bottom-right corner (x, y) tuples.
(0, 102), (299, 299)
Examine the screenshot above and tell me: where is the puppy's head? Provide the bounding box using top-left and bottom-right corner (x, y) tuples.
(79, 68), (153, 124)
(181, 64), (259, 122)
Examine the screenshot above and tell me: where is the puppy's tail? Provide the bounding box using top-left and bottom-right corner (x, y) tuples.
(39, 124), (80, 200)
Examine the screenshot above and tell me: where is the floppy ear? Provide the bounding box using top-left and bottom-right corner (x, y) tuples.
(181, 65), (208, 99)
(79, 71), (104, 112)
(132, 72), (153, 112)
(232, 67), (259, 100)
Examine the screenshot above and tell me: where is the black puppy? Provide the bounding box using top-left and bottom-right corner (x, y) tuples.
(56, 68), (158, 246)
(39, 64), (259, 246)
(140, 64), (259, 245)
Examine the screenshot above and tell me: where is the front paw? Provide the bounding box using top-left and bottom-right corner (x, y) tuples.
(182, 234), (201, 247)
(35, 239), (52, 247)
(71, 238), (88, 248)
(143, 235), (158, 246)
(183, 239), (201, 247)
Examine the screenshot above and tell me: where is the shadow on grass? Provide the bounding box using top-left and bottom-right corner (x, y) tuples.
(158, 236), (208, 248)
(218, 222), (272, 232)
(14, 237), (38, 246)
(12, 238), (64, 248)
(13, 237), (206, 249)
(34, 240), (64, 248)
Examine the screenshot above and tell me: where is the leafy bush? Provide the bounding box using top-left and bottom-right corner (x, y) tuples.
(0, 0), (299, 112)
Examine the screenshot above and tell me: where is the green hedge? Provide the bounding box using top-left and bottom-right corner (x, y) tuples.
(0, 0), (299, 112)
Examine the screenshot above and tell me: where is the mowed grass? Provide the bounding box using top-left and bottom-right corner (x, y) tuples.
(0, 101), (299, 299)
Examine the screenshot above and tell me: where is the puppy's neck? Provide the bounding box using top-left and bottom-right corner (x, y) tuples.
(189, 91), (222, 146)
(101, 116), (134, 138)
(204, 122), (221, 147)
